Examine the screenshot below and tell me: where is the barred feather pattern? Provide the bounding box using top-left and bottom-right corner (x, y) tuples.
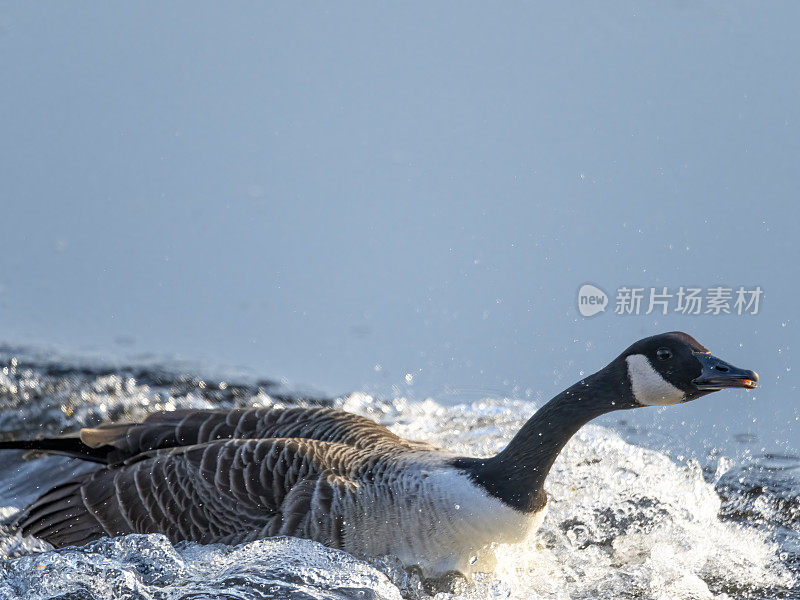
(81, 407), (434, 464)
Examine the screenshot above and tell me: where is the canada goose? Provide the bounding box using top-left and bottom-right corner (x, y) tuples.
(1, 332), (757, 576)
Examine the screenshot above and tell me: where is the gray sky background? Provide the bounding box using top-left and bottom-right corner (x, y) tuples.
(1, 3), (798, 452)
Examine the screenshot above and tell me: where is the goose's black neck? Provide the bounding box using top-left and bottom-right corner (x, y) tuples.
(454, 360), (630, 512)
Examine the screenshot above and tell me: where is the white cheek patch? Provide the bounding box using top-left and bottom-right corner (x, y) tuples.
(625, 354), (685, 406)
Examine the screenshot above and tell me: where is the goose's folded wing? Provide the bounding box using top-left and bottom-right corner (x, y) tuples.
(16, 437), (359, 548)
(0, 407), (425, 464)
(81, 407), (423, 463)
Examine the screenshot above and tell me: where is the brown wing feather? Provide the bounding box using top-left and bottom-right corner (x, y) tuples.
(79, 407), (427, 464)
(16, 437), (366, 548)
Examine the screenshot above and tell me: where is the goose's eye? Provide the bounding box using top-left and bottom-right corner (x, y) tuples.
(656, 348), (673, 361)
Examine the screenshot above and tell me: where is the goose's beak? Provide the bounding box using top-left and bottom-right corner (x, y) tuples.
(692, 353), (759, 391)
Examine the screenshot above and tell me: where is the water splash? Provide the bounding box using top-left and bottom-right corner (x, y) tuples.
(0, 534), (403, 600)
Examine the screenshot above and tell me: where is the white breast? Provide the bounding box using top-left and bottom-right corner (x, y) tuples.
(332, 458), (545, 576)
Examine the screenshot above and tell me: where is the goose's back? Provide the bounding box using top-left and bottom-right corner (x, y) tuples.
(81, 406), (435, 463)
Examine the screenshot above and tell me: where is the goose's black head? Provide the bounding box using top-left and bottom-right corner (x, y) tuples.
(613, 331), (758, 407)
